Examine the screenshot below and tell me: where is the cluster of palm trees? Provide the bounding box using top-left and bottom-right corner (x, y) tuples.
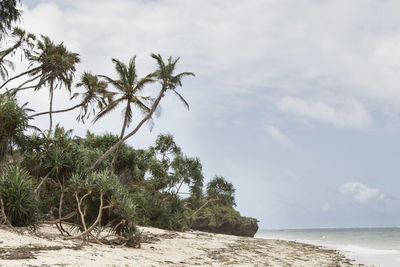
(1, 28), (194, 170)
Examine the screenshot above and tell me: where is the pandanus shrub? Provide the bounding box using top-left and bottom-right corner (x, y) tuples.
(0, 164), (38, 226)
(67, 170), (140, 247)
(0, 94), (28, 165)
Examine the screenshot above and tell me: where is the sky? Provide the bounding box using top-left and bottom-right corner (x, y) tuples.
(6, 0), (400, 229)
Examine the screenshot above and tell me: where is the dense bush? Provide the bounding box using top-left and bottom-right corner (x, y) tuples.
(206, 176), (236, 207)
(192, 205), (241, 229)
(0, 127), (241, 242)
(0, 94), (29, 165)
(131, 183), (190, 231)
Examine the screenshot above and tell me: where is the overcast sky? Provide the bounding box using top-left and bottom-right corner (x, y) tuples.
(10, 0), (400, 229)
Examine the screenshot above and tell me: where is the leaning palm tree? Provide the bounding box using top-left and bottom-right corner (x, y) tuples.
(94, 57), (155, 167)
(91, 53), (194, 170)
(28, 36), (80, 132)
(30, 72), (111, 123)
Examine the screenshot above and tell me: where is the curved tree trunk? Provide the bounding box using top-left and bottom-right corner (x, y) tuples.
(0, 40), (22, 62)
(30, 103), (83, 118)
(9, 74), (41, 96)
(91, 87), (167, 171)
(0, 67), (40, 89)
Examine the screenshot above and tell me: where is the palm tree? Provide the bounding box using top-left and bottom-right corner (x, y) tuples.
(150, 53), (194, 110)
(73, 72), (112, 122)
(94, 56), (155, 167)
(28, 36), (80, 132)
(30, 72), (111, 123)
(91, 53), (194, 170)
(0, 0), (21, 38)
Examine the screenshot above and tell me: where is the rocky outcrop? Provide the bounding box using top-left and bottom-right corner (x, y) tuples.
(191, 208), (258, 237)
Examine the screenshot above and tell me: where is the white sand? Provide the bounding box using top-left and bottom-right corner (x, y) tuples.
(0, 225), (370, 266)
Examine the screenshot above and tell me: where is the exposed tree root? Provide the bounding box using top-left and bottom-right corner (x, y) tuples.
(65, 191), (104, 240)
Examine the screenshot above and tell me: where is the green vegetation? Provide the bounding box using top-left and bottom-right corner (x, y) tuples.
(0, 4), (245, 247)
(0, 164), (38, 226)
(0, 94), (29, 165)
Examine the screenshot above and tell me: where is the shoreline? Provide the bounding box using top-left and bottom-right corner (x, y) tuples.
(256, 228), (400, 267)
(0, 225), (370, 266)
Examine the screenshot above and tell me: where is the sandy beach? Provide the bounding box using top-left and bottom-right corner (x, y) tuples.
(0, 225), (370, 266)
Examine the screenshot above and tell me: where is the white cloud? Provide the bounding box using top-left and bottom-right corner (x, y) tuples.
(277, 97), (372, 129)
(340, 182), (386, 205)
(265, 125), (291, 146)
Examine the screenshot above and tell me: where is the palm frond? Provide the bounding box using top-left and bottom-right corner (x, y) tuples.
(132, 97), (151, 116)
(172, 90), (189, 110)
(93, 100), (120, 123)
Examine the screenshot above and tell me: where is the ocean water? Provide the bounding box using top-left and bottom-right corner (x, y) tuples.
(256, 228), (400, 267)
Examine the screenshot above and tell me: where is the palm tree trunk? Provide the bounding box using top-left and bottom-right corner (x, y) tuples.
(49, 81), (54, 132)
(111, 102), (130, 169)
(9, 74), (41, 95)
(30, 103), (83, 118)
(0, 67), (40, 89)
(91, 87), (167, 171)
(0, 40), (22, 62)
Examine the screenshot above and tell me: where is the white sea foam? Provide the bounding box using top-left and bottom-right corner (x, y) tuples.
(331, 244), (399, 256)
(256, 228), (400, 267)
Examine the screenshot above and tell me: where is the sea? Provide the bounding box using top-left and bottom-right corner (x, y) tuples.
(256, 228), (400, 267)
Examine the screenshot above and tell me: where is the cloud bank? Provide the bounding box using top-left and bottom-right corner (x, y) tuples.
(340, 182), (386, 205)
(277, 97), (372, 129)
